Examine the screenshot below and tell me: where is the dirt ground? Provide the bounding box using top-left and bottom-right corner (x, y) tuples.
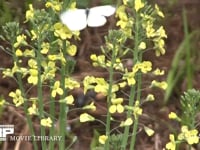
(0, 0), (200, 150)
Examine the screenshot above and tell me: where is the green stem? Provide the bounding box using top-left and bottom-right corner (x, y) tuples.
(121, 85), (136, 150)
(11, 41), (38, 150)
(129, 9), (141, 150)
(36, 40), (46, 149)
(122, 8), (141, 150)
(130, 70), (142, 150)
(104, 45), (116, 150)
(58, 42), (68, 150)
(49, 80), (55, 150)
(17, 75), (39, 150)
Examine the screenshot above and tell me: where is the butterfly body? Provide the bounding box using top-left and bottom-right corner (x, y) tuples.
(60, 5), (116, 31)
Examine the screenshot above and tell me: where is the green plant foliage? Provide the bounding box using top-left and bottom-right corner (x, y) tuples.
(181, 89), (200, 127)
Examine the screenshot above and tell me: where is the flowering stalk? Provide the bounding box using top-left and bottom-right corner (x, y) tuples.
(121, 3), (142, 150)
(104, 39), (117, 149)
(129, 8), (142, 150)
(35, 30), (47, 150)
(2, 22), (39, 150)
(58, 41), (68, 149)
(49, 80), (56, 150)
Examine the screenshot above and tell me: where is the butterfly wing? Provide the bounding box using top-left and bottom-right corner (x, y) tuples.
(87, 5), (116, 27)
(60, 9), (87, 31)
(87, 13), (107, 27)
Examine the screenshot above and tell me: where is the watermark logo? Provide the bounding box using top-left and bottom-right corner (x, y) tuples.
(0, 124), (62, 142)
(0, 125), (14, 141)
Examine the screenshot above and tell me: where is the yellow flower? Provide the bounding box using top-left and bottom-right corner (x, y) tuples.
(154, 38), (166, 56)
(94, 78), (109, 95)
(3, 62), (27, 78)
(40, 117), (52, 127)
(135, 0), (145, 12)
(123, 0), (127, 5)
(140, 61), (152, 73)
(138, 42), (146, 50)
(28, 69), (38, 85)
(28, 103), (38, 115)
(156, 26), (167, 38)
(155, 4), (164, 18)
(133, 100), (142, 119)
(48, 54), (57, 61)
(146, 94), (155, 101)
(116, 6), (128, 29)
(168, 112), (181, 121)
(24, 49), (35, 57)
(144, 126), (154, 136)
(118, 82), (127, 88)
(166, 134), (176, 150)
(99, 135), (108, 145)
(69, 2), (76, 9)
(151, 80), (168, 90)
(65, 78), (80, 90)
(80, 113), (95, 122)
(51, 81), (63, 97)
(120, 118), (133, 127)
(67, 44), (77, 56)
(45, 1), (62, 12)
(116, 5), (133, 37)
(41, 42), (50, 54)
(15, 49), (23, 56)
(146, 22), (155, 38)
(14, 34), (27, 48)
(109, 104), (124, 114)
(83, 76), (96, 94)
(31, 30), (37, 40)
(82, 102), (96, 111)
(123, 69), (136, 86)
(91, 55), (106, 68)
(28, 59), (37, 68)
(178, 126), (199, 145)
(109, 98), (124, 114)
(9, 89), (24, 107)
(41, 61), (56, 81)
(153, 68), (165, 75)
(25, 4), (34, 22)
(59, 95), (74, 105)
(54, 23), (79, 40)
(0, 98), (6, 107)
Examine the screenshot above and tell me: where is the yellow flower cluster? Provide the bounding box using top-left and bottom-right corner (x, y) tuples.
(40, 117), (52, 127)
(90, 54), (124, 71)
(123, 61), (152, 85)
(178, 126), (199, 145)
(9, 89), (24, 107)
(14, 34), (27, 48)
(51, 81), (63, 98)
(28, 101), (38, 115)
(54, 23), (79, 40)
(116, 5), (133, 37)
(25, 4), (34, 22)
(151, 80), (168, 90)
(109, 98), (124, 113)
(165, 134), (176, 150)
(83, 76), (119, 96)
(45, 1), (62, 12)
(27, 59), (38, 85)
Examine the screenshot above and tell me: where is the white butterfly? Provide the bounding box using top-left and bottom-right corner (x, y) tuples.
(60, 5), (116, 31)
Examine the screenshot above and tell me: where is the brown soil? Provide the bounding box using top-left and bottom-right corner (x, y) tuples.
(0, 0), (200, 150)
